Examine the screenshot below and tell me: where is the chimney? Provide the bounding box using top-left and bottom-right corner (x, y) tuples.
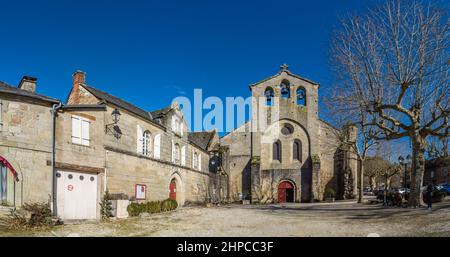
(71, 70), (86, 104)
(18, 76), (37, 93)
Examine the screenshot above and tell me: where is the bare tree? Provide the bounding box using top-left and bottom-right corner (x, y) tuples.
(425, 135), (449, 159)
(331, 0), (449, 207)
(325, 94), (380, 203)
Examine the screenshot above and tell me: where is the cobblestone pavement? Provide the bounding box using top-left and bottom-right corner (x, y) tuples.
(1, 199), (450, 237)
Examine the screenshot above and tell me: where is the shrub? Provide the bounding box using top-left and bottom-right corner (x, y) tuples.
(161, 199), (178, 212)
(127, 202), (145, 217)
(324, 188), (335, 198)
(127, 199), (178, 216)
(146, 201), (162, 214)
(100, 190), (114, 220)
(0, 202), (60, 230)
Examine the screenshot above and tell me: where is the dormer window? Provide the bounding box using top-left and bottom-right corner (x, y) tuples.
(296, 87), (306, 106)
(280, 80), (290, 99)
(264, 87), (274, 106)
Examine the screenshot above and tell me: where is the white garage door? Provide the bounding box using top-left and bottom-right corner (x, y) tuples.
(56, 170), (98, 220)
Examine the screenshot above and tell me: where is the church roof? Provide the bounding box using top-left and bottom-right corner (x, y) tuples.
(188, 131), (216, 151)
(249, 64), (319, 88)
(0, 80), (60, 104)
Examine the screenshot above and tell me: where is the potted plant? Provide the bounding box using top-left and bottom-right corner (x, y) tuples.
(325, 188), (336, 202)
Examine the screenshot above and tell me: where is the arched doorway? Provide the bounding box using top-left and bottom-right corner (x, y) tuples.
(0, 156), (19, 207)
(278, 181), (295, 203)
(169, 179), (177, 201)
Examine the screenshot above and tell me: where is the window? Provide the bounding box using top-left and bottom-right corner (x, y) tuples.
(180, 123), (184, 136)
(281, 123), (294, 135)
(72, 115), (90, 146)
(181, 145), (186, 165)
(296, 87), (306, 106)
(173, 143), (180, 163)
(142, 130), (152, 156)
(154, 134), (161, 159)
(193, 152), (199, 169)
(273, 140), (282, 162)
(198, 154), (202, 171)
(293, 139), (302, 162)
(280, 80), (290, 99)
(264, 87), (274, 106)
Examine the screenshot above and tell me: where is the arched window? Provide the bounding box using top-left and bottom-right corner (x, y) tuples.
(264, 87), (274, 106)
(293, 139), (302, 162)
(280, 80), (290, 99)
(142, 131), (152, 156)
(193, 152), (199, 169)
(273, 140), (282, 162)
(296, 87), (306, 106)
(173, 143), (180, 163)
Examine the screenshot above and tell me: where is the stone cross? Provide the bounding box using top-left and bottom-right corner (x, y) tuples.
(280, 63), (289, 72)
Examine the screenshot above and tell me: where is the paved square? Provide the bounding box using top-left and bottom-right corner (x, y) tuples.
(2, 200), (450, 237)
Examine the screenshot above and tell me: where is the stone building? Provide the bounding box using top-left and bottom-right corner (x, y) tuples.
(221, 65), (358, 203)
(1, 72), (227, 219)
(423, 157), (450, 186)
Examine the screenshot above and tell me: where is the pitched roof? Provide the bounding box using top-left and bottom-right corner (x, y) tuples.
(0, 81), (60, 104)
(188, 131), (216, 151)
(249, 70), (319, 88)
(150, 105), (172, 119)
(81, 84), (164, 128)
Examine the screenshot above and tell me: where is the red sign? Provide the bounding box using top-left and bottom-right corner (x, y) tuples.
(67, 185), (74, 191)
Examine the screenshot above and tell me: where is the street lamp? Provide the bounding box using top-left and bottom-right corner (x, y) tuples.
(398, 154), (411, 190)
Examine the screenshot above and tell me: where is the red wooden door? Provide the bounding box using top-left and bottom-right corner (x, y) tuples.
(278, 181), (294, 203)
(169, 180), (177, 201)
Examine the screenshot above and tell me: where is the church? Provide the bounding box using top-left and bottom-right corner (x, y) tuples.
(0, 64), (358, 220)
(221, 64), (358, 203)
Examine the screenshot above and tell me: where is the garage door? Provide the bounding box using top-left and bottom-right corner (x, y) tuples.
(56, 170), (98, 220)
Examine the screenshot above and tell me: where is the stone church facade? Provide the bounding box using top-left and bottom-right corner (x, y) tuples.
(221, 65), (358, 203)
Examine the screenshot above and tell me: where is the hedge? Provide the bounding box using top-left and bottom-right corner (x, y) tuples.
(127, 199), (178, 217)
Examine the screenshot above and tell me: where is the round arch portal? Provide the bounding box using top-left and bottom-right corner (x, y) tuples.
(277, 180), (296, 203)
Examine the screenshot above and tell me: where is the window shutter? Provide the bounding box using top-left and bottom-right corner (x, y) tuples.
(71, 116), (82, 144)
(198, 154), (202, 171)
(181, 146), (186, 165)
(192, 151), (195, 169)
(0, 100), (3, 131)
(136, 125), (143, 154)
(171, 116), (176, 132)
(81, 118), (90, 146)
(180, 123), (183, 136)
(154, 134), (161, 159)
(171, 140), (174, 162)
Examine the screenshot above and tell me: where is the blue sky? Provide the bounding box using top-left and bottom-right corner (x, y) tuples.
(0, 0), (376, 131)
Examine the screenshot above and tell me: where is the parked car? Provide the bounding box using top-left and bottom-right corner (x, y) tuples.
(363, 187), (374, 196)
(437, 183), (450, 194)
(397, 188), (410, 194)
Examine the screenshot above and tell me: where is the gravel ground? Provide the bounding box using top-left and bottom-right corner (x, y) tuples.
(1, 199), (450, 237)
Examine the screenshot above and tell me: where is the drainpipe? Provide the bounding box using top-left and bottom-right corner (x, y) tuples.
(50, 102), (62, 216)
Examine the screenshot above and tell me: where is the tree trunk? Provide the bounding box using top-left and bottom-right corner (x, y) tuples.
(408, 134), (426, 207)
(358, 162), (364, 203)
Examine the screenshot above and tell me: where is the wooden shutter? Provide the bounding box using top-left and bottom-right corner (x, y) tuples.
(198, 154), (202, 171)
(0, 100), (3, 131)
(154, 134), (161, 159)
(136, 125), (143, 154)
(81, 118), (90, 146)
(71, 116), (82, 144)
(181, 146), (186, 165)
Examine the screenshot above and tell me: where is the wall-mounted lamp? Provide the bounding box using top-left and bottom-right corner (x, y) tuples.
(106, 108), (122, 139)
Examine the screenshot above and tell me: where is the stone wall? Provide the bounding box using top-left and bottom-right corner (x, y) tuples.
(0, 96), (54, 206)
